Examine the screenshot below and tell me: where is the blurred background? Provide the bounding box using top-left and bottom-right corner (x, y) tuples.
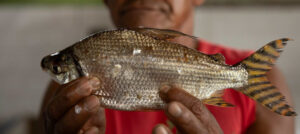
(0, 0), (299, 133)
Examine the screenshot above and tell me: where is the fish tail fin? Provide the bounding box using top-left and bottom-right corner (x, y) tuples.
(237, 38), (296, 116)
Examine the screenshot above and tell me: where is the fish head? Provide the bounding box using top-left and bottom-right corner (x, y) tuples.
(41, 52), (80, 84)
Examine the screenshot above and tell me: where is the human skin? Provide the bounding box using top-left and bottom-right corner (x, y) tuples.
(40, 0), (295, 134)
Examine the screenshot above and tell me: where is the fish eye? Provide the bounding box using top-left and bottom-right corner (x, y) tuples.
(52, 65), (62, 74)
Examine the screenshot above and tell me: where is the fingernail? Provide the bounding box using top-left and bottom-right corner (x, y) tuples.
(168, 102), (182, 117)
(89, 77), (100, 90)
(154, 125), (168, 134)
(159, 85), (171, 94)
(84, 96), (100, 111)
(85, 127), (99, 134)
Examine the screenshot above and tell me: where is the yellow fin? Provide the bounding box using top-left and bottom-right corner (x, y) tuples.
(240, 81), (296, 116)
(236, 38), (296, 116)
(203, 91), (234, 107)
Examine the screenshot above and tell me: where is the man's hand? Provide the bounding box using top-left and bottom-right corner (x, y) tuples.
(42, 77), (105, 134)
(152, 85), (223, 134)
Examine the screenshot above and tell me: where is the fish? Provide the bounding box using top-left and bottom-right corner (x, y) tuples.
(41, 28), (296, 116)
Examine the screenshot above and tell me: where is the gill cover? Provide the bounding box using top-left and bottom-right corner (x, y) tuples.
(41, 50), (83, 84)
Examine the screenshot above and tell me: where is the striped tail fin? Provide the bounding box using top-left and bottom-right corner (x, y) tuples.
(237, 38), (296, 116)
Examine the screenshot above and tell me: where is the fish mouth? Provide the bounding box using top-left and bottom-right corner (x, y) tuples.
(41, 56), (49, 70)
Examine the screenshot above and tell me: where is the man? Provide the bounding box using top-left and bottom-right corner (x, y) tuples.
(40, 0), (295, 134)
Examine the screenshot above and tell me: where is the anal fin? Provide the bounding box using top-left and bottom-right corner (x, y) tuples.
(203, 91), (234, 107)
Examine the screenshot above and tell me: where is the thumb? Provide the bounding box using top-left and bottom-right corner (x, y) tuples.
(159, 85), (212, 121)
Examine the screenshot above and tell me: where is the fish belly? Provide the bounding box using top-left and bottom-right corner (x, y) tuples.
(76, 51), (246, 110)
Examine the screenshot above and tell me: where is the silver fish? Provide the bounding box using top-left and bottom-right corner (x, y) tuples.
(41, 28), (296, 116)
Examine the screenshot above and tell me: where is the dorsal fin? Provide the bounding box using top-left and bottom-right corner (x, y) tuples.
(129, 27), (198, 40)
(210, 53), (226, 64)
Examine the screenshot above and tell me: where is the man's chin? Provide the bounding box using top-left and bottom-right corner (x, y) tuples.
(117, 11), (173, 29)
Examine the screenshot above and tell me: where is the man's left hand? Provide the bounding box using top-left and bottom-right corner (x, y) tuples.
(152, 85), (223, 134)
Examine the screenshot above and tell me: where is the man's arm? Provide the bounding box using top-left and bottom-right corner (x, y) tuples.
(246, 66), (295, 134)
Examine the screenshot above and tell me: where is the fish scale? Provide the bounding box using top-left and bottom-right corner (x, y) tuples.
(68, 29), (247, 110)
(41, 28), (296, 116)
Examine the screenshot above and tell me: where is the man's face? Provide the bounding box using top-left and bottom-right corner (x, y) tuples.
(104, 0), (203, 30)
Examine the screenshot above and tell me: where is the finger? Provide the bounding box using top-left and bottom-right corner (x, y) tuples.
(81, 107), (106, 133)
(164, 102), (208, 134)
(159, 85), (212, 122)
(54, 76), (94, 95)
(47, 77), (100, 121)
(54, 95), (100, 134)
(152, 124), (172, 134)
(84, 127), (99, 134)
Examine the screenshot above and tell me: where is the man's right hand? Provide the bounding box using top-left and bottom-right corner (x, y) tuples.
(42, 77), (105, 134)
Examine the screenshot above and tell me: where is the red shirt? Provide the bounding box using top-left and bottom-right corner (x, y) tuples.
(105, 40), (256, 134)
